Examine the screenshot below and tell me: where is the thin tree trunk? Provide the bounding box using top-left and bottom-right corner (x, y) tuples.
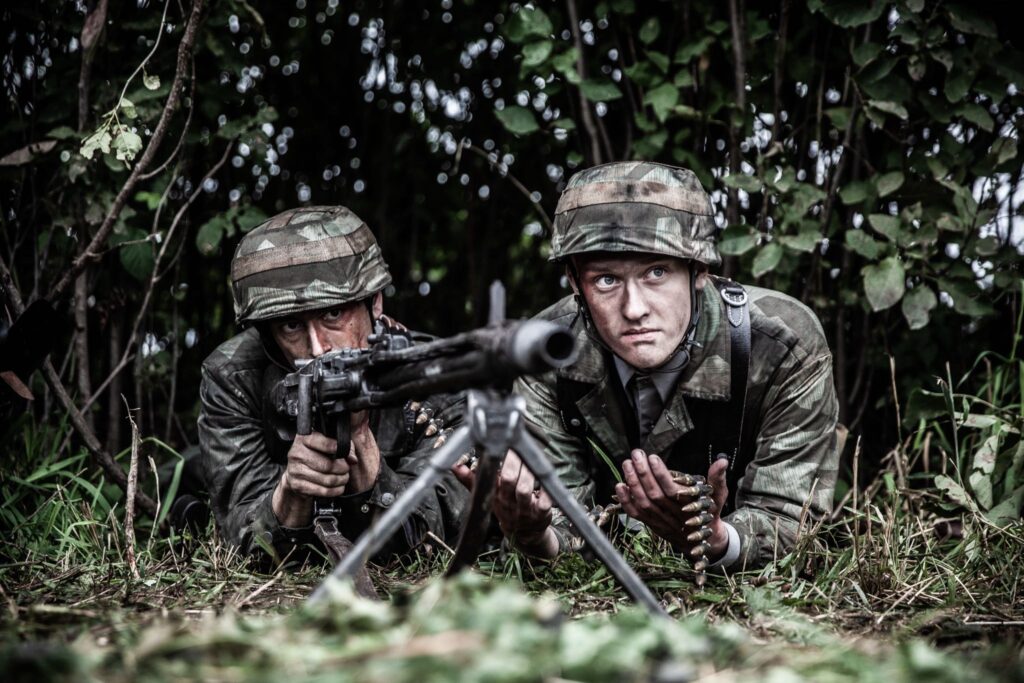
(565, 0), (603, 166)
(74, 273), (94, 431)
(106, 310), (124, 454)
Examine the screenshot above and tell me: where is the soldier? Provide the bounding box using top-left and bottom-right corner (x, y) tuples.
(455, 162), (840, 572)
(198, 205), (467, 565)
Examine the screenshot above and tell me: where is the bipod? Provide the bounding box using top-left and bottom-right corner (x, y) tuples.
(306, 388), (667, 618)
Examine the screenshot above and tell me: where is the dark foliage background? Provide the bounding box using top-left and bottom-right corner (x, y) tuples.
(1, 0), (1021, 505)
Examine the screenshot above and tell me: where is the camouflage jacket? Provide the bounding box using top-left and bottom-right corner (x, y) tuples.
(198, 328), (468, 563)
(516, 279), (839, 569)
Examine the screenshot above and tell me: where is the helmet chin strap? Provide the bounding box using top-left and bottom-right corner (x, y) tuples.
(567, 258), (702, 373)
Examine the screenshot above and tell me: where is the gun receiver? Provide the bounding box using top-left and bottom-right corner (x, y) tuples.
(271, 319), (577, 448)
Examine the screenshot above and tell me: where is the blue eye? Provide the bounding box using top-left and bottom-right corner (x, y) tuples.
(323, 307), (344, 322)
(650, 267), (666, 278)
(598, 275), (617, 287)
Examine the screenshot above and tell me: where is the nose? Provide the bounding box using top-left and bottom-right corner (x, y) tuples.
(621, 280), (649, 321)
(306, 321), (332, 358)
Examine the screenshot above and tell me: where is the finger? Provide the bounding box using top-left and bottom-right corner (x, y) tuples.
(495, 451), (524, 511)
(615, 482), (640, 518)
(708, 456), (730, 515)
(648, 454), (685, 497)
(451, 463), (475, 490)
(514, 465), (539, 522)
(298, 432), (338, 455)
(622, 458), (677, 528)
(630, 451), (677, 516)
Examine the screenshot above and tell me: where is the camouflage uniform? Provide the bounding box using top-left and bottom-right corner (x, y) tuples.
(198, 206), (467, 562)
(516, 162), (840, 569)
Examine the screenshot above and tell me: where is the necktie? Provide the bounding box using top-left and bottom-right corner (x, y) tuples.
(630, 373), (664, 443)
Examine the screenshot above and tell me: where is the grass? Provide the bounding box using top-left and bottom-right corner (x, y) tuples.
(1, 342), (1022, 681)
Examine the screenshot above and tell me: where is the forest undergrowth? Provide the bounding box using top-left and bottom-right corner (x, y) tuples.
(1, 340), (1021, 682)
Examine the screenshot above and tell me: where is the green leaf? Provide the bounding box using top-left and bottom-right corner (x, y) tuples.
(984, 485), (1024, 525)
(495, 106), (540, 136)
(867, 99), (909, 121)
(957, 103), (994, 132)
(992, 137), (1018, 165)
(143, 72), (161, 90)
(839, 180), (873, 205)
(674, 36), (714, 64)
(643, 82), (679, 123)
(875, 171), (905, 197)
(638, 17), (660, 45)
(901, 285), (937, 329)
(936, 213), (963, 233)
(825, 107), (852, 129)
(821, 0), (886, 27)
(846, 229), (885, 259)
(718, 226), (758, 256)
(934, 474), (979, 512)
(673, 70), (694, 88)
(852, 42), (882, 67)
(552, 48), (582, 84)
(80, 128), (112, 160)
(868, 213), (901, 242)
(938, 278), (995, 317)
(752, 242), (783, 278)
(579, 79), (623, 102)
(119, 97), (138, 119)
(721, 173), (762, 193)
(521, 40), (553, 68)
(646, 50), (669, 74)
(947, 4), (998, 38)
(907, 54), (926, 81)
(861, 257), (906, 311)
(552, 117), (577, 131)
(196, 215), (229, 256)
(778, 226), (821, 253)
(112, 128), (143, 162)
(505, 5), (552, 43)
(632, 130), (667, 158)
(117, 229), (154, 282)
(944, 62), (974, 103)
(46, 126), (79, 140)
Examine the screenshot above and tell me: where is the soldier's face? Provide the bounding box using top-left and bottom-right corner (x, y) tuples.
(269, 292), (383, 365)
(575, 254), (705, 370)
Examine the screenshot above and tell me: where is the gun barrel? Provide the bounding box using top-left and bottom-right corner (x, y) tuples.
(506, 319), (577, 374)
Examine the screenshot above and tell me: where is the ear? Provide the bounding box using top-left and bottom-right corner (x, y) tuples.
(693, 263), (709, 291)
(371, 290), (384, 319)
(565, 262), (580, 295)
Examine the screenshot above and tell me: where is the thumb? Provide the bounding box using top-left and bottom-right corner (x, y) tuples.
(708, 456), (729, 514)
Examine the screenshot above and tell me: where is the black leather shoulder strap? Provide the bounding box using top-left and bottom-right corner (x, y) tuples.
(711, 278), (751, 471)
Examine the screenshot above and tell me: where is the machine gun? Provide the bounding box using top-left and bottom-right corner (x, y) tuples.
(271, 318), (578, 460)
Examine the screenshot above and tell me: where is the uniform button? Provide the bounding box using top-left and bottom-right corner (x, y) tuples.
(570, 418), (582, 427)
(360, 504), (370, 514)
(380, 492), (395, 507)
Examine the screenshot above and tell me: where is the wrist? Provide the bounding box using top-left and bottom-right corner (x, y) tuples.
(705, 519), (730, 563)
(272, 475), (312, 528)
(512, 525), (559, 559)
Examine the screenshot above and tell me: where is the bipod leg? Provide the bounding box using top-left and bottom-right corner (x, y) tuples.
(446, 449), (501, 576)
(512, 429), (668, 618)
(307, 425), (474, 606)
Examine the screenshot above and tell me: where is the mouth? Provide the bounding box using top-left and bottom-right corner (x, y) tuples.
(621, 328), (659, 342)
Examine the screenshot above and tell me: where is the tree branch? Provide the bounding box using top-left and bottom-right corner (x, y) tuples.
(48, 0), (207, 302)
(565, 0), (603, 166)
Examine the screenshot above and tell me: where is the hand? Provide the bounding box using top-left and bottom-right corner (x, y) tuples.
(615, 450), (730, 563)
(345, 413), (381, 494)
(273, 431), (351, 527)
(492, 451), (559, 558)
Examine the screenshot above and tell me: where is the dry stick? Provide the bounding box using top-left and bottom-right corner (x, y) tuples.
(81, 140), (233, 413)
(888, 355), (907, 490)
(124, 399), (142, 580)
(139, 57), (197, 182)
(565, 0), (603, 166)
(48, 0), (207, 302)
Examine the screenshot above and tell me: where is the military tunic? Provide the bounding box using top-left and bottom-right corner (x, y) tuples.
(516, 280), (840, 569)
(198, 327), (468, 562)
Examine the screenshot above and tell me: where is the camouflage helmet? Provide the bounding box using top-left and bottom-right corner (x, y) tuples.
(549, 161), (720, 266)
(230, 205), (392, 325)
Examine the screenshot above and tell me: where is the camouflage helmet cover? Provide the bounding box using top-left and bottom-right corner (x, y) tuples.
(550, 161), (720, 266)
(230, 205), (392, 325)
